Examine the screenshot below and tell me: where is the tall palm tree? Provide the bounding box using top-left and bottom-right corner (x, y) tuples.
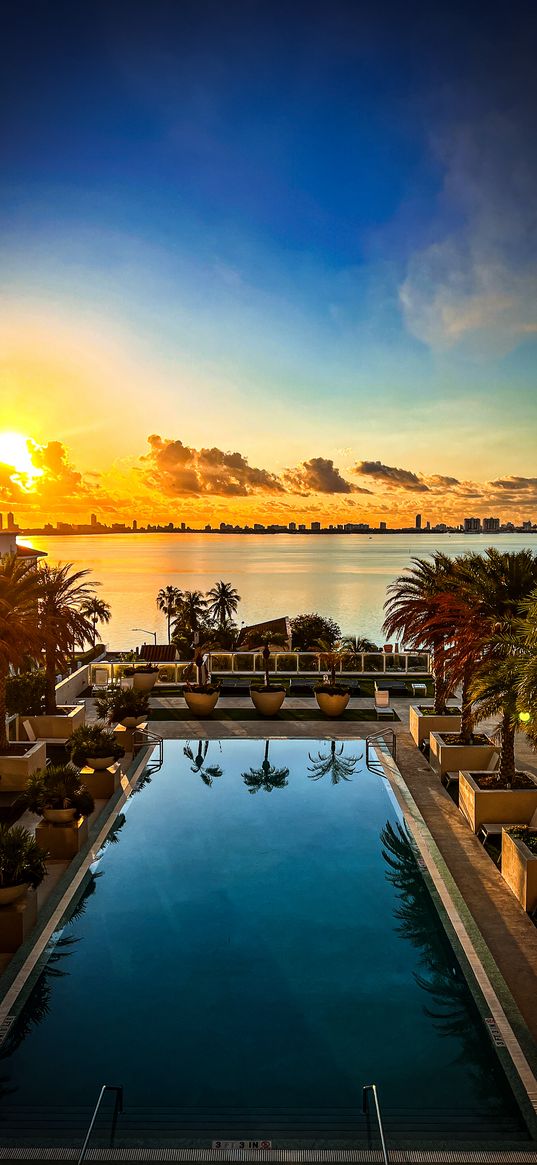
(307, 741), (360, 784)
(206, 581), (240, 629)
(156, 585), (182, 644)
(341, 634), (379, 660)
(241, 740), (289, 793)
(36, 563), (97, 714)
(0, 556), (41, 750)
(172, 590), (207, 638)
(383, 553), (457, 714)
(518, 586), (537, 746)
(80, 595), (111, 647)
(315, 638), (344, 686)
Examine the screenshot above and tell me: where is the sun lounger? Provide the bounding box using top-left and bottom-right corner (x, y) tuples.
(478, 807), (537, 844)
(443, 751), (499, 789)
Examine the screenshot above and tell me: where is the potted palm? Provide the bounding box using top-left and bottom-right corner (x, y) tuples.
(314, 641), (350, 717)
(19, 765), (95, 824)
(95, 687), (149, 727)
(0, 825), (48, 906)
(183, 647), (220, 716)
(32, 563), (97, 735)
(245, 632), (287, 716)
(70, 723), (125, 770)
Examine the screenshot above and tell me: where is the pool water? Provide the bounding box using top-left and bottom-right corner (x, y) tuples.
(0, 739), (528, 1146)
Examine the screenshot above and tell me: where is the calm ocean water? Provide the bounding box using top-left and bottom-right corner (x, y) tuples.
(24, 532), (537, 650)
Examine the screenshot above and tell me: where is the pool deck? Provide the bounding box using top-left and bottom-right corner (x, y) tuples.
(123, 693), (537, 1048)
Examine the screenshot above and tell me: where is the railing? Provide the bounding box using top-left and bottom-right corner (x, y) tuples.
(78, 1083), (123, 1164)
(365, 729), (397, 766)
(363, 1083), (389, 1164)
(133, 726), (164, 767)
(91, 651), (431, 687)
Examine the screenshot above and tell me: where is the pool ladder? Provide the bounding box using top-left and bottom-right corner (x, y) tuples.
(78, 1084), (123, 1164)
(133, 725), (164, 770)
(365, 728), (397, 775)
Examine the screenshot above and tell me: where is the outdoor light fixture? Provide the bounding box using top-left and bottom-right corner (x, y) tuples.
(131, 627), (157, 644)
(519, 711), (531, 723)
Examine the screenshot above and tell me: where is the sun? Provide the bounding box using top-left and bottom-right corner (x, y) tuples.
(0, 431), (43, 488)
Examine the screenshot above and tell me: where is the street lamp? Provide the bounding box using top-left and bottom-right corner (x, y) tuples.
(131, 627), (157, 645)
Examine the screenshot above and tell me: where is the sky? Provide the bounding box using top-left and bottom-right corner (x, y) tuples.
(1, 0), (537, 527)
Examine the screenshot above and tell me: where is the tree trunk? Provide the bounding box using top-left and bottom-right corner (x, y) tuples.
(167, 612), (171, 644)
(499, 709), (516, 787)
(263, 646), (270, 688)
(459, 666), (474, 745)
(432, 642), (447, 715)
(92, 617), (97, 647)
(0, 660), (9, 752)
(45, 648), (58, 714)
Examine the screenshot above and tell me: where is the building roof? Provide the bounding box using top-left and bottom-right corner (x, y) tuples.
(238, 616), (291, 647)
(138, 643), (178, 662)
(16, 544), (47, 559)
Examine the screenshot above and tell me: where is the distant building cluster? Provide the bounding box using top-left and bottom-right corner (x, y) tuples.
(16, 511), (537, 537)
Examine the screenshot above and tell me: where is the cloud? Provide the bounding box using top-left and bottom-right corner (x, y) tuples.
(283, 457), (371, 495)
(400, 107), (537, 355)
(142, 435), (285, 497)
(490, 476), (537, 492)
(353, 460), (430, 492)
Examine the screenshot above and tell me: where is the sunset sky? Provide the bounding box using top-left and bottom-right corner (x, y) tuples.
(1, 0), (537, 527)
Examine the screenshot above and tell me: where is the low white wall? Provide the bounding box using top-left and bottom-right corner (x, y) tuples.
(55, 665), (91, 704)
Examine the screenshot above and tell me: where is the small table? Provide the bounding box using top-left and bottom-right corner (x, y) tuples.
(411, 683), (427, 697)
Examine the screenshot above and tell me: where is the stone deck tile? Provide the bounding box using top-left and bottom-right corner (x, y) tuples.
(394, 730), (537, 1045)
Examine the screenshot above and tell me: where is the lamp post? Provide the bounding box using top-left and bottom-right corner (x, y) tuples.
(131, 627), (157, 645)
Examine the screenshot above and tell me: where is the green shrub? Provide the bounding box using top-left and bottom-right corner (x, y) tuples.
(95, 688), (149, 723)
(6, 671), (46, 717)
(69, 723), (125, 767)
(0, 825), (48, 889)
(18, 766), (95, 820)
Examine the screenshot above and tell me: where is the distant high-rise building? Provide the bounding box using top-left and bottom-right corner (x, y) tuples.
(464, 517), (481, 533)
(311, 521), (321, 532)
(0, 513), (3, 530)
(483, 517), (500, 533)
(415, 514), (422, 530)
(132, 519), (138, 531)
(7, 512), (15, 530)
(522, 520), (533, 531)
(90, 513), (97, 527)
(181, 522), (186, 531)
(288, 521), (296, 532)
(379, 521), (387, 531)
(298, 524), (306, 532)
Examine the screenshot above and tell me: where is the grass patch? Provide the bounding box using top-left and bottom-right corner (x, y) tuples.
(149, 707), (400, 723)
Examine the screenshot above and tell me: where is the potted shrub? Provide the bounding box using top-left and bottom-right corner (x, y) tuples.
(183, 648), (221, 716)
(0, 824), (48, 906)
(70, 723), (125, 770)
(122, 664), (159, 693)
(246, 634), (287, 716)
(501, 827), (537, 914)
(314, 642), (350, 717)
(0, 556), (47, 787)
(95, 687), (149, 728)
(19, 765), (95, 824)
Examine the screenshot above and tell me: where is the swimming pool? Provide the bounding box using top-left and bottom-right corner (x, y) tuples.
(0, 738), (530, 1148)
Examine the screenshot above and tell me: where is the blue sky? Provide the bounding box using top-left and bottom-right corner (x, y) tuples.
(1, 0), (537, 523)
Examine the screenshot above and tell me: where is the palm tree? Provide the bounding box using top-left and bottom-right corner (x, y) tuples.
(241, 740), (289, 793)
(172, 590), (207, 638)
(206, 581), (240, 630)
(341, 634), (379, 655)
(241, 630), (287, 687)
(383, 553), (457, 714)
(80, 595), (111, 647)
(315, 637), (344, 686)
(307, 741), (360, 783)
(183, 741), (223, 786)
(518, 587), (537, 745)
(156, 585), (182, 644)
(36, 563), (97, 714)
(0, 556), (41, 751)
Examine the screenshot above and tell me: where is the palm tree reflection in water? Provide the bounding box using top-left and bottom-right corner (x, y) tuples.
(183, 741), (223, 787)
(307, 741), (361, 784)
(380, 821), (509, 1106)
(242, 741), (289, 794)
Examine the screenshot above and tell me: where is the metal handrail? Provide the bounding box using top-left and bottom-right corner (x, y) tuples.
(365, 729), (397, 764)
(363, 1083), (389, 1164)
(78, 1084), (123, 1164)
(133, 726), (164, 765)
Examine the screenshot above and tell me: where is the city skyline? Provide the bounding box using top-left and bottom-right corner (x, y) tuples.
(2, 1), (537, 525)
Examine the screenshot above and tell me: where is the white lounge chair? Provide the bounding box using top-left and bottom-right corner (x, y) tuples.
(374, 689), (394, 719)
(479, 806), (537, 844)
(444, 751), (499, 789)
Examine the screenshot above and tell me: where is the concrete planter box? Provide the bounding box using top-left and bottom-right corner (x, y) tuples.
(429, 732), (497, 778)
(409, 705), (462, 748)
(0, 741), (47, 790)
(80, 762), (121, 800)
(36, 815), (89, 860)
(501, 829), (537, 914)
(459, 770), (537, 833)
(0, 891), (37, 952)
(24, 705), (85, 740)
(250, 688), (286, 716)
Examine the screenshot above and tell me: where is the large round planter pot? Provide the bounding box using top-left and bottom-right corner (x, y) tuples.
(86, 755), (116, 771)
(120, 715), (146, 728)
(43, 807), (77, 824)
(0, 883), (29, 906)
(250, 688), (286, 716)
(132, 672), (158, 693)
(184, 691), (219, 717)
(315, 691), (350, 718)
